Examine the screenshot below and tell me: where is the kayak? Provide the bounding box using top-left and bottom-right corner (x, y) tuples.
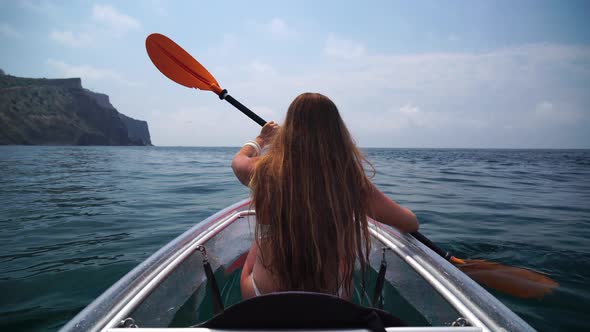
(60, 198), (535, 332)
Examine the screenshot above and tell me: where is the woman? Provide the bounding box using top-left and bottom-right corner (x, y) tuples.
(232, 93), (419, 300)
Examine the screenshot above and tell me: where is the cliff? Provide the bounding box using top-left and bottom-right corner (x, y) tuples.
(83, 89), (152, 145)
(0, 70), (151, 146)
(118, 113), (151, 146)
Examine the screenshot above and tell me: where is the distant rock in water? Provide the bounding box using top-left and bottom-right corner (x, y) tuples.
(0, 73), (152, 146)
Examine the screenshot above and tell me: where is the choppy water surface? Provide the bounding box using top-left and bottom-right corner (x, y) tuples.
(1, 146), (589, 331)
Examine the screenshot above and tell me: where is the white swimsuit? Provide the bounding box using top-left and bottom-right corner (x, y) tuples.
(251, 272), (263, 296)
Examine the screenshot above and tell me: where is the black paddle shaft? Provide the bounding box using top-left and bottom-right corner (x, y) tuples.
(219, 89), (267, 127)
(411, 231), (453, 261)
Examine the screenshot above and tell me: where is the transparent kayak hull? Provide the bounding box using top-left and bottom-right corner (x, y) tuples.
(60, 199), (535, 332)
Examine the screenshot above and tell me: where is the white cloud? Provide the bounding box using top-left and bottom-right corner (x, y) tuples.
(390, 104), (438, 129)
(323, 34), (366, 59)
(220, 42), (589, 147)
(150, 0), (168, 16)
(313, 42), (590, 105)
(47, 59), (140, 86)
(129, 28), (590, 147)
(92, 4), (141, 31)
(448, 34), (461, 42)
(46, 4), (139, 47)
(350, 102), (487, 135)
(206, 34), (237, 57)
(268, 18), (295, 38)
(0, 23), (21, 38)
(532, 101), (583, 126)
(535, 101), (554, 115)
(248, 18), (296, 39)
(49, 30), (92, 48)
(247, 61), (277, 76)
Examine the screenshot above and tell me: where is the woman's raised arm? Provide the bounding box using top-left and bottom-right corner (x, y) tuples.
(231, 121), (279, 186)
(231, 148), (258, 186)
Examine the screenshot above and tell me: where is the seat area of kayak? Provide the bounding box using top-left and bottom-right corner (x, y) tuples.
(60, 199), (535, 332)
(199, 291), (406, 329)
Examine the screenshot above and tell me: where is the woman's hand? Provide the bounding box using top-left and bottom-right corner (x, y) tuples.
(255, 121), (279, 148)
(232, 121), (279, 186)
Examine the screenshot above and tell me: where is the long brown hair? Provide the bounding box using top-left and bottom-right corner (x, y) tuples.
(250, 92), (373, 295)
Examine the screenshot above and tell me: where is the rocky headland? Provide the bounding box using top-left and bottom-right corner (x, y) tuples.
(0, 70), (151, 146)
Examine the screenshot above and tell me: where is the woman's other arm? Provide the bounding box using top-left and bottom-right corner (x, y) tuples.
(231, 121), (279, 186)
(367, 183), (419, 233)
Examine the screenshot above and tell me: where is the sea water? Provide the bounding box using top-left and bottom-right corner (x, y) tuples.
(0, 146), (589, 331)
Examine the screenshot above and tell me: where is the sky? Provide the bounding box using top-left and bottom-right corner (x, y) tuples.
(1, 0), (589, 148)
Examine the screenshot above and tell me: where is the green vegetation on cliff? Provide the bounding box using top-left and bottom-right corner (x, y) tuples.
(0, 71), (151, 145)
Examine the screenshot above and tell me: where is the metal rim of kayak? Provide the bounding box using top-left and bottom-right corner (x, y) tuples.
(60, 198), (535, 332)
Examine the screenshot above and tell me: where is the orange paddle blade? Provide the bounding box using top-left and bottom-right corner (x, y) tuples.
(456, 259), (558, 299)
(145, 33), (223, 95)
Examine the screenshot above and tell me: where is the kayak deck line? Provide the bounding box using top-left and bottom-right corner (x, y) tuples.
(60, 199), (535, 332)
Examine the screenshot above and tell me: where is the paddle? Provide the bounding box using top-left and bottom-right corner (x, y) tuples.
(144, 33), (558, 299)
(145, 33), (266, 126)
(411, 231), (558, 299)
